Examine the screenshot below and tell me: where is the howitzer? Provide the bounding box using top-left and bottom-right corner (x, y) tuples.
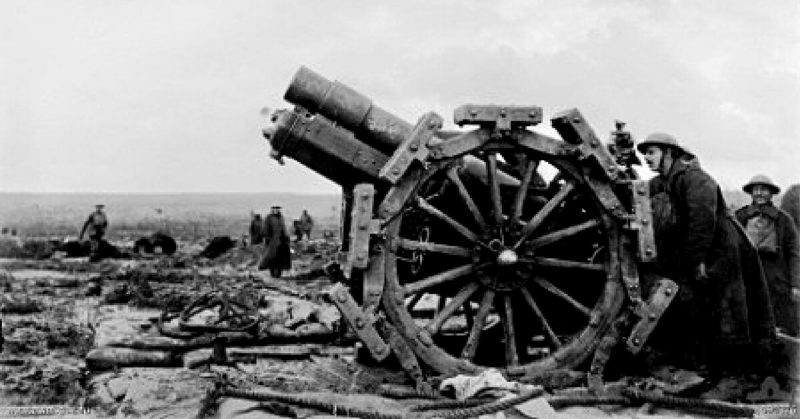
(261, 67), (671, 382)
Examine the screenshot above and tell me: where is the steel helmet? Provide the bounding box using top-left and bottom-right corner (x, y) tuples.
(636, 132), (691, 156)
(743, 174), (780, 194)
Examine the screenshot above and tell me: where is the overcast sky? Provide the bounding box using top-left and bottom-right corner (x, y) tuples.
(1, 0), (797, 194)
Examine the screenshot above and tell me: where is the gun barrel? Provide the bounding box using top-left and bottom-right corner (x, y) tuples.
(263, 109), (389, 187)
(285, 66), (412, 154)
(267, 67), (520, 189)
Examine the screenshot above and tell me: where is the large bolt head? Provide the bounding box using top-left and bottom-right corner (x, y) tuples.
(497, 249), (518, 266)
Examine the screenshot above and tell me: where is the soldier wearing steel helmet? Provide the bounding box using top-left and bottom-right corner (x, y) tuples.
(736, 175), (800, 336)
(638, 133), (775, 389)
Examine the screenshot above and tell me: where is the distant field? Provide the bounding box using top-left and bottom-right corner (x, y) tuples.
(0, 192), (341, 241)
(0, 189), (755, 242)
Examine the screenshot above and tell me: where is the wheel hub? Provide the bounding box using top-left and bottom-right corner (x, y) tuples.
(497, 249), (518, 266)
(477, 240), (528, 291)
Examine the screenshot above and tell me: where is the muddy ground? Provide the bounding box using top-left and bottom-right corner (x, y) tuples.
(0, 239), (421, 418)
(0, 237), (797, 418)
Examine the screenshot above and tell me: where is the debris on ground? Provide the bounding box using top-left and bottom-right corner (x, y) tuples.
(199, 236), (239, 259)
(133, 232), (178, 256)
(0, 232), (796, 418)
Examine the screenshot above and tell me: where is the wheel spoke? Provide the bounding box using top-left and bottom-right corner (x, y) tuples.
(511, 159), (539, 225)
(527, 219), (600, 250)
(532, 276), (591, 316)
(463, 302), (474, 329)
(417, 197), (479, 242)
(514, 182), (576, 249)
(395, 238), (472, 257)
(461, 288), (495, 360)
(447, 167), (489, 234)
(437, 295), (447, 313)
(520, 256), (605, 273)
(406, 292), (425, 311)
(426, 281), (481, 335)
(520, 287), (562, 348)
(503, 294), (519, 366)
(403, 263), (486, 296)
(485, 153), (504, 228)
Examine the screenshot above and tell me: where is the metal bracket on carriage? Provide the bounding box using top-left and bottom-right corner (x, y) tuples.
(424, 105), (544, 159)
(346, 183), (387, 310)
(454, 105), (543, 131)
(620, 235), (644, 304)
(626, 277), (678, 354)
(627, 180), (658, 263)
(327, 282), (391, 362)
(345, 184), (382, 276)
(550, 109), (630, 220)
(587, 278), (678, 392)
(379, 112), (443, 185)
(377, 320), (433, 394)
(550, 109), (620, 181)
(588, 310), (634, 394)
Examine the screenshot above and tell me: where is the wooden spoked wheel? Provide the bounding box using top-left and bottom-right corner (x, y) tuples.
(381, 147), (625, 378)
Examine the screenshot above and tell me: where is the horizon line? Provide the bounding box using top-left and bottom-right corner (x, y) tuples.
(0, 191), (341, 196)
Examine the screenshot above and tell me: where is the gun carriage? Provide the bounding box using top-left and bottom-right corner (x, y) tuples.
(261, 67), (674, 384)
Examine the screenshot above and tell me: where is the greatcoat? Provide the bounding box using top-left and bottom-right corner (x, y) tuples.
(736, 202), (800, 335)
(648, 157), (775, 353)
(258, 213), (291, 271)
(780, 184), (800, 232)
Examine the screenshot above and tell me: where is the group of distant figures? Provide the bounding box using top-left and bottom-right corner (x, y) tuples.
(250, 208), (314, 245)
(248, 207), (313, 277)
(36, 204), (315, 280)
(0, 227), (18, 237)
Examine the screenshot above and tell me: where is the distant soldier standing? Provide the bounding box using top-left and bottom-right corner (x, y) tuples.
(292, 220), (303, 242)
(736, 175), (800, 336)
(298, 209), (314, 241)
(258, 206), (291, 277)
(79, 204), (108, 262)
(249, 212), (264, 246)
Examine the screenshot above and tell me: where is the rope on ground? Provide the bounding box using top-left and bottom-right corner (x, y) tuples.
(218, 387), (407, 419)
(217, 386), (544, 419)
(409, 396), (497, 411)
(546, 394), (631, 409)
(622, 388), (755, 418)
(423, 388), (544, 419)
(378, 383), (442, 400)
